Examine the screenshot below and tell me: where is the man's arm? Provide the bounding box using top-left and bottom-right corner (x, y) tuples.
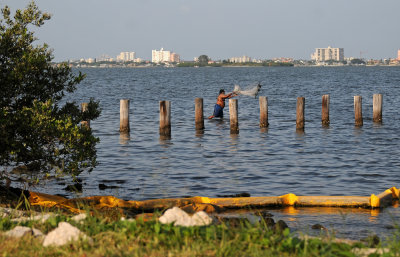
(222, 93), (236, 99)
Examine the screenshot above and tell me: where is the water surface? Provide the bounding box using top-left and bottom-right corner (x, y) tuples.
(35, 66), (400, 240)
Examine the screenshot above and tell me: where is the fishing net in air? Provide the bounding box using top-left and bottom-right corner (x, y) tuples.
(233, 83), (262, 98)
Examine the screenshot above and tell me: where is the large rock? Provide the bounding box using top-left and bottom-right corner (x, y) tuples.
(159, 207), (191, 226)
(5, 226), (43, 238)
(275, 220), (289, 232)
(191, 211), (213, 226)
(262, 217), (275, 228)
(42, 222), (91, 247)
(71, 213), (87, 222)
(159, 207), (212, 227)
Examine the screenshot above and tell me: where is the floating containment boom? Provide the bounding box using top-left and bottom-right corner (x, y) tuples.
(27, 187), (400, 214)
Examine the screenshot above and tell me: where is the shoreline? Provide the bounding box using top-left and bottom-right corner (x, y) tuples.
(69, 64), (400, 69)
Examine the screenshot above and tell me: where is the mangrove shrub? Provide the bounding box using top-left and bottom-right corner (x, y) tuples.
(0, 2), (100, 181)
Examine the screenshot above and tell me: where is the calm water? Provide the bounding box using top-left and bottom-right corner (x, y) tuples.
(38, 66), (400, 239)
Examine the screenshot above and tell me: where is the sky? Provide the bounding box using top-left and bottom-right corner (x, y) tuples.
(1, 0), (399, 62)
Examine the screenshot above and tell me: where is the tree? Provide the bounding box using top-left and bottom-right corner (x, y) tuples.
(0, 2), (101, 182)
(197, 55), (210, 64)
(350, 59), (366, 65)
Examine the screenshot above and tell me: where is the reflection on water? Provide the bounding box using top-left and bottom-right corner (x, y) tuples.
(159, 138), (173, 148)
(295, 130), (305, 140)
(119, 132), (130, 145)
(353, 127), (363, 137)
(213, 204), (398, 240)
(369, 209), (381, 222)
(322, 123), (330, 129)
(270, 206), (391, 240)
(372, 122), (383, 129)
(195, 129), (204, 138)
(283, 206), (300, 215)
(295, 128), (305, 136)
(159, 135), (172, 141)
(259, 127), (269, 134)
(213, 119), (227, 130)
(229, 133), (239, 144)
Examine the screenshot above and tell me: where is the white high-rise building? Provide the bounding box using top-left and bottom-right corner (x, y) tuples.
(229, 55), (252, 63)
(152, 48), (180, 63)
(311, 46), (344, 62)
(117, 51), (136, 62)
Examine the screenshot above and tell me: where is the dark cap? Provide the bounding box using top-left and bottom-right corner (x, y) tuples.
(219, 89), (225, 94)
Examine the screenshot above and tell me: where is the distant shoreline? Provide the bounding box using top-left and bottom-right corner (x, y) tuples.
(70, 64), (400, 69)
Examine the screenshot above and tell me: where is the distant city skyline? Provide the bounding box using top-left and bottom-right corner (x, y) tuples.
(78, 47), (399, 64)
(1, 0), (400, 62)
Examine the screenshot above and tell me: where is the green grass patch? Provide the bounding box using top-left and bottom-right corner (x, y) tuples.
(1, 210), (399, 256)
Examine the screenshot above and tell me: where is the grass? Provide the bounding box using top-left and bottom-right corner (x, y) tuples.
(2, 207), (398, 257)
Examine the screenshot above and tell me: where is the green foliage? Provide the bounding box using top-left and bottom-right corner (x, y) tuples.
(177, 62), (198, 67)
(385, 226), (400, 256)
(262, 61), (294, 67)
(1, 211), (384, 257)
(350, 59), (366, 65)
(177, 61), (222, 67)
(197, 54), (210, 64)
(0, 2), (100, 180)
(0, 217), (13, 231)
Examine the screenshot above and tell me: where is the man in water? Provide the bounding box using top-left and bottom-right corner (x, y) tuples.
(208, 89), (237, 119)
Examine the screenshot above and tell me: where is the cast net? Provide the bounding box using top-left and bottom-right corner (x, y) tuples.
(233, 83), (262, 98)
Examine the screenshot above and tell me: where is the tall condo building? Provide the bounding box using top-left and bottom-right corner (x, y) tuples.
(117, 52), (136, 62)
(152, 48), (180, 63)
(311, 46), (344, 62)
(398, 49), (400, 61)
(229, 55), (252, 63)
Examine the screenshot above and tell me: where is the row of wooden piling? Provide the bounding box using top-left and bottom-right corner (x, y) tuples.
(296, 94), (383, 130)
(81, 94), (383, 136)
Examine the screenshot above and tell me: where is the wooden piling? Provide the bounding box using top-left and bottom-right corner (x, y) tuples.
(296, 97), (305, 130)
(195, 98), (204, 130)
(229, 99), (239, 134)
(373, 94), (383, 123)
(119, 99), (130, 132)
(159, 100), (171, 137)
(81, 102), (90, 128)
(354, 96), (363, 126)
(321, 94), (330, 126)
(259, 96), (269, 128)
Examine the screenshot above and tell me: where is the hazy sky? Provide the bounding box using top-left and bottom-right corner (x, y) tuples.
(1, 0), (399, 61)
